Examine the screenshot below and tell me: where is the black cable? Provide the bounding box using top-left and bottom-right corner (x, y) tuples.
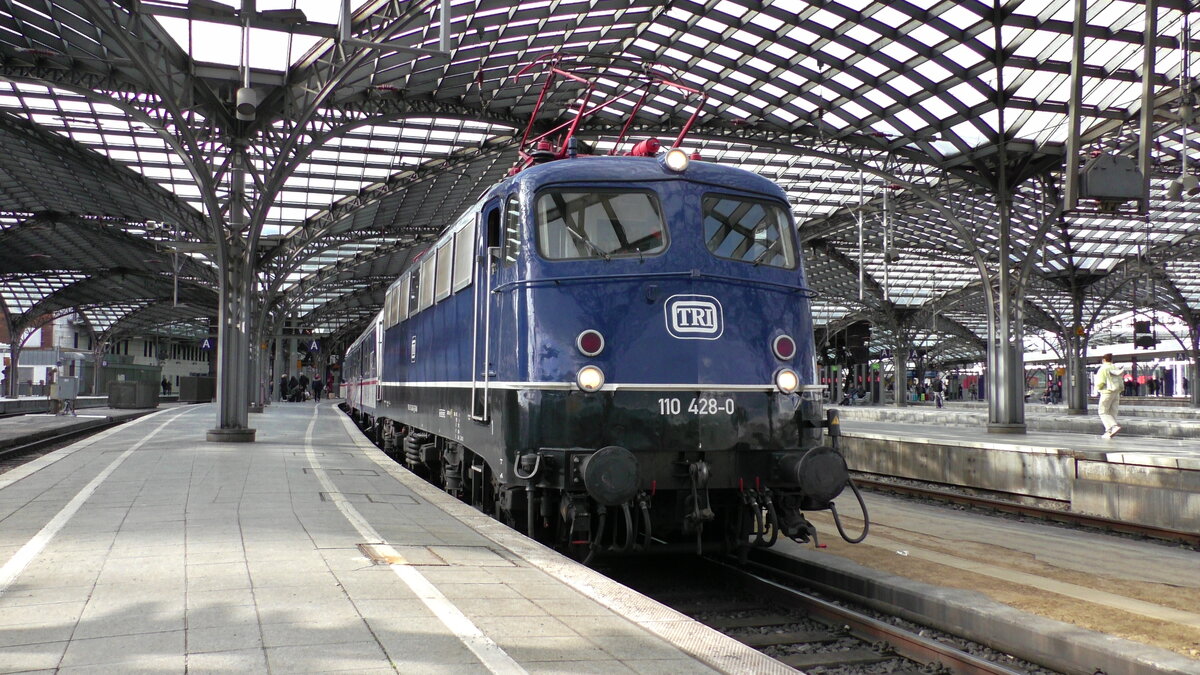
(617, 504), (634, 553)
(638, 497), (653, 551)
(830, 479), (869, 543)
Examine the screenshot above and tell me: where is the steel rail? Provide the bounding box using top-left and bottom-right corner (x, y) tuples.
(707, 556), (1028, 675)
(853, 475), (1200, 547)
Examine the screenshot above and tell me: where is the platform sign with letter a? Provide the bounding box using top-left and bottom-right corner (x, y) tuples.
(306, 340), (320, 353)
(200, 338), (216, 350)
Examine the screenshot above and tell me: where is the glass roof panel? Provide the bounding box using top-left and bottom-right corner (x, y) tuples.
(7, 0), (1200, 349)
(155, 0), (369, 71)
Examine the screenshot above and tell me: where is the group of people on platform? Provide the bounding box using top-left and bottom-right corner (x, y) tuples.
(831, 354), (1181, 440)
(279, 371), (335, 403)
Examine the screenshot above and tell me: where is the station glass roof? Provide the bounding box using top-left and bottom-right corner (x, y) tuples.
(0, 0), (1199, 363)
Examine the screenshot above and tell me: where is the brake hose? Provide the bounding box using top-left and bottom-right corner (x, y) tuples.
(829, 478), (870, 543)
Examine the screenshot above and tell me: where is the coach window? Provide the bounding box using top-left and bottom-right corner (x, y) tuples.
(419, 253), (436, 311)
(536, 190), (666, 260)
(453, 223), (473, 292)
(384, 287), (396, 327)
(398, 274), (411, 322)
(435, 240), (453, 302)
(396, 276), (410, 324)
(409, 269), (421, 317)
(702, 195), (795, 269)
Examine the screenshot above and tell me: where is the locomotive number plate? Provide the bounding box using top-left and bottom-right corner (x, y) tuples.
(657, 397), (735, 416)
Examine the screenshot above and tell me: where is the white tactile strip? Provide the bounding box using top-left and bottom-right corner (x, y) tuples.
(305, 406), (527, 675)
(334, 407), (797, 675)
(0, 406), (198, 597)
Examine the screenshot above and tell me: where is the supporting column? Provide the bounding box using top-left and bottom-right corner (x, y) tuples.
(986, 5), (1025, 434)
(1190, 319), (1200, 408)
(247, 289), (263, 413)
(1066, 286), (1089, 414)
(273, 324), (286, 402)
(5, 339), (20, 398)
(208, 148), (256, 442)
(893, 345), (907, 408)
(248, 342), (264, 414)
(988, 165), (1026, 432)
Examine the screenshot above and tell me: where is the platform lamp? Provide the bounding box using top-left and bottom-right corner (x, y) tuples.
(235, 86), (258, 122)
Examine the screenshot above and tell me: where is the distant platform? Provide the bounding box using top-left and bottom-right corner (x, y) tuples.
(835, 405), (1200, 535)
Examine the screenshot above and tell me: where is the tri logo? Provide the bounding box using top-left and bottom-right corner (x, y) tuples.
(664, 294), (724, 340)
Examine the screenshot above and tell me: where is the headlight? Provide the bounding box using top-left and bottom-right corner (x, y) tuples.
(576, 365), (605, 392)
(663, 148), (690, 172)
(774, 368), (799, 394)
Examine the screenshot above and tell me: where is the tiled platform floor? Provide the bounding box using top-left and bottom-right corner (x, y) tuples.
(0, 402), (786, 674)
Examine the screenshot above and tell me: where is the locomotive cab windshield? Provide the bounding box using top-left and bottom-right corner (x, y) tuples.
(536, 189), (668, 260)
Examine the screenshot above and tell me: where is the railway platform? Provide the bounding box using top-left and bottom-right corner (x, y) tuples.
(787, 489), (1200, 674)
(0, 396), (111, 417)
(0, 401), (784, 674)
(834, 404), (1200, 535)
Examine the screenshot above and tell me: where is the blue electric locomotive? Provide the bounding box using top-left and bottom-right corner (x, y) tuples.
(344, 145), (860, 558)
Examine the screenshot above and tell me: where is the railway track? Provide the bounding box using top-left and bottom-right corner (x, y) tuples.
(604, 554), (1040, 674)
(0, 419), (123, 471)
(853, 474), (1200, 548)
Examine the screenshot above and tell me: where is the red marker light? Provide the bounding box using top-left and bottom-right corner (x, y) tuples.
(576, 330), (605, 357)
(773, 334), (796, 361)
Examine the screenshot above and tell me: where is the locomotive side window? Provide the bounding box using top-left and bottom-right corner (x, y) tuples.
(486, 206), (501, 249)
(453, 222), (474, 292)
(435, 241), (453, 302)
(502, 195), (520, 264)
(702, 195), (796, 269)
(536, 190), (666, 260)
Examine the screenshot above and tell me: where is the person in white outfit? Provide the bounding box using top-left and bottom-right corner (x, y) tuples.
(1094, 353), (1124, 438)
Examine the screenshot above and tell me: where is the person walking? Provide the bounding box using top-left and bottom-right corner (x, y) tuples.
(930, 375), (944, 408)
(312, 375), (324, 402)
(1094, 353), (1125, 438)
